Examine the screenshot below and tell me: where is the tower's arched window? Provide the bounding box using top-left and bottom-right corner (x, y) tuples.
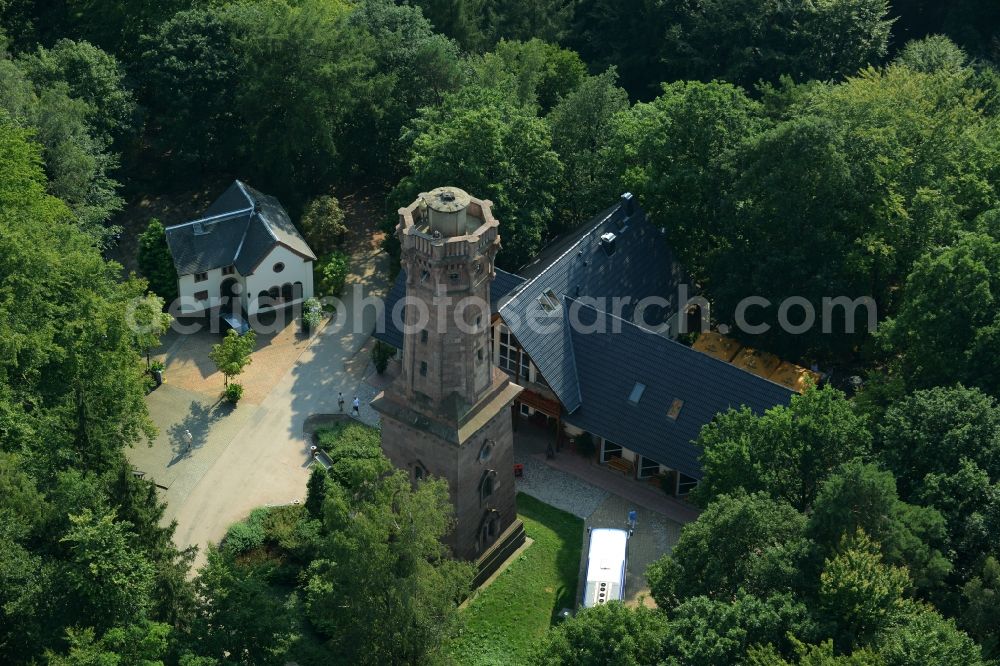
(478, 509), (500, 551)
(479, 469), (497, 504)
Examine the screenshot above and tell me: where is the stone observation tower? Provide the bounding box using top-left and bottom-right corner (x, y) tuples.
(372, 186), (525, 572)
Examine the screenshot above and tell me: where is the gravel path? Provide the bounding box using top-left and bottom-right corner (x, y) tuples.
(513, 453), (609, 519)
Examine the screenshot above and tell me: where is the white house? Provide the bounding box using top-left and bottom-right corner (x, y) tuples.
(165, 180), (316, 317)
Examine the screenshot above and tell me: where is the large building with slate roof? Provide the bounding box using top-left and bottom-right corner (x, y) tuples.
(165, 180), (317, 316)
(375, 193), (794, 497)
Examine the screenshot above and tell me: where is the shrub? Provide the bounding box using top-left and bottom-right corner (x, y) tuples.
(316, 251), (349, 297)
(302, 297), (323, 332)
(575, 432), (595, 457)
(299, 194), (347, 255)
(223, 508), (268, 554)
(371, 340), (395, 374)
(137, 219), (178, 304)
(224, 382), (244, 404)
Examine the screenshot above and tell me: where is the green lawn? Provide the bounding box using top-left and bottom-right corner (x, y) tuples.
(445, 493), (584, 665)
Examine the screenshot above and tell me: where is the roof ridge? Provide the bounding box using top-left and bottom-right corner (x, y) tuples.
(562, 296), (796, 394)
(165, 207), (253, 230)
(500, 205), (620, 311)
(561, 295), (583, 413)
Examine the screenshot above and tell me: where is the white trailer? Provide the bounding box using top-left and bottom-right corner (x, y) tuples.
(582, 528), (629, 608)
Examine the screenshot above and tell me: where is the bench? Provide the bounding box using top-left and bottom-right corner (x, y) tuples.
(606, 456), (634, 476)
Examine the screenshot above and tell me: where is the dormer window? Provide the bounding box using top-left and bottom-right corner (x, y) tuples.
(667, 398), (684, 421)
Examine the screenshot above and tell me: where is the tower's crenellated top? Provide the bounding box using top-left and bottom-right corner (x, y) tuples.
(397, 186), (499, 261)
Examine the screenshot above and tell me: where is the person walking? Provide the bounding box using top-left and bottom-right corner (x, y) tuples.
(352, 396), (360, 416)
(338, 392), (345, 412)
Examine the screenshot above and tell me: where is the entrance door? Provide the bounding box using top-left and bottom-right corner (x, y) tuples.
(600, 440), (623, 463)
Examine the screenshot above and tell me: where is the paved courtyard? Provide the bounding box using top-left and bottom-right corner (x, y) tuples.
(513, 425), (690, 607)
(129, 242), (390, 570)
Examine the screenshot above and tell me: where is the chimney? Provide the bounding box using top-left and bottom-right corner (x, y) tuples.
(600, 232), (617, 256)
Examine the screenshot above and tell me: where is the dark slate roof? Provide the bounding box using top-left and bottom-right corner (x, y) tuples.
(165, 180), (315, 276)
(565, 303), (794, 479)
(374, 268), (526, 349)
(498, 198), (687, 412)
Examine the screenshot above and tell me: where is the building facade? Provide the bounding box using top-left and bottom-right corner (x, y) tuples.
(377, 193), (798, 498)
(165, 180), (316, 317)
(372, 187), (526, 570)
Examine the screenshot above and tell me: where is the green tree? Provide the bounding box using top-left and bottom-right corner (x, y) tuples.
(876, 606), (987, 666)
(304, 466), (328, 520)
(18, 38), (137, 144)
(707, 64), (999, 359)
(547, 68), (630, 228)
(662, 592), (817, 665)
(140, 6), (244, 167)
(407, 0), (486, 51)
(693, 386), (872, 511)
(616, 80), (765, 280)
(45, 621), (171, 666)
(819, 530), (909, 651)
(209, 329), (255, 388)
(315, 251), (349, 298)
(482, 0), (575, 45)
(303, 459), (473, 663)
(646, 491), (808, 606)
(961, 556), (1000, 657)
(535, 602), (667, 665)
(876, 386), (1000, 493)
(393, 86), (563, 270)
(137, 219), (178, 305)
(660, 0), (893, 89)
(808, 461), (951, 597)
(128, 292), (172, 370)
(878, 236), (1000, 396)
(192, 548), (296, 665)
(471, 39), (587, 112)
(58, 509), (156, 633)
(0, 56), (123, 236)
(345, 0), (463, 180)
(569, 0), (672, 98)
(299, 195), (347, 256)
(895, 36), (970, 74)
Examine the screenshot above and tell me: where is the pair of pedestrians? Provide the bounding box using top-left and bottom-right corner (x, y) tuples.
(338, 392), (361, 416)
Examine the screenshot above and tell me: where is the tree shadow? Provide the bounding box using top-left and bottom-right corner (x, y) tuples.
(167, 399), (234, 465)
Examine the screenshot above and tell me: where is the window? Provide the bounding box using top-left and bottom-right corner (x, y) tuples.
(414, 463), (427, 481)
(475, 315), (482, 330)
(420, 329), (428, 344)
(419, 361), (427, 376)
(222, 265), (235, 276)
(194, 272), (208, 283)
(479, 510), (500, 550)
(498, 325), (529, 380)
(479, 439), (494, 463)
(194, 290), (209, 301)
(677, 473), (698, 496)
(479, 470), (496, 504)
(420, 269), (430, 282)
(628, 382), (646, 404)
(449, 272), (460, 281)
(638, 456), (661, 479)
(281, 283), (293, 300)
(667, 398), (685, 421)
(273, 262), (285, 273)
(519, 403), (531, 417)
(601, 440), (623, 463)
(477, 347), (484, 362)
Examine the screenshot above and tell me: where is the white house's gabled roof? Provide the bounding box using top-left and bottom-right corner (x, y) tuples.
(165, 180), (316, 277)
